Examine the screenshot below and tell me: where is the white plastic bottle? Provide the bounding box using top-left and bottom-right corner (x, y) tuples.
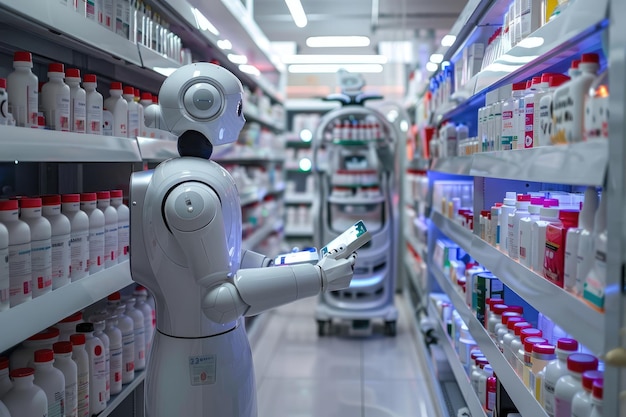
(0, 357), (12, 398)
(124, 298), (146, 371)
(52, 341), (78, 417)
(0, 401), (9, 417)
(20, 198), (52, 298)
(56, 311), (84, 342)
(61, 194), (89, 282)
(499, 192), (517, 254)
(80, 193), (105, 275)
(522, 77), (540, 148)
(104, 314), (123, 396)
(41, 195), (71, 291)
(589, 380), (603, 417)
(110, 190), (129, 262)
(503, 321), (531, 367)
(96, 191), (118, 268)
(3, 368), (48, 417)
(103, 82), (128, 137)
(33, 349), (65, 417)
(0, 79), (12, 126)
(552, 54), (600, 144)
(489, 203), (502, 247)
(519, 197), (543, 267)
(10, 327), (61, 370)
(70, 334), (90, 417)
(564, 187), (598, 293)
(90, 317), (111, 401)
(554, 353), (598, 417)
(143, 94), (163, 130)
(571, 370), (603, 417)
(0, 222), (8, 312)
(0, 199), (32, 307)
(83, 74), (103, 135)
(41, 63), (71, 131)
(543, 338), (579, 416)
(531, 199), (560, 272)
(114, 304), (135, 384)
(576, 189), (600, 295)
(508, 194), (531, 259)
(134, 88), (145, 136)
(537, 73), (571, 147)
(123, 86), (139, 138)
(65, 68), (86, 134)
(75, 323), (106, 415)
(583, 190), (607, 310)
(6, 51), (38, 128)
(133, 286), (154, 353)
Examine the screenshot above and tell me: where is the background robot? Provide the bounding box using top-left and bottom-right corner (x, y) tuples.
(129, 63), (359, 416)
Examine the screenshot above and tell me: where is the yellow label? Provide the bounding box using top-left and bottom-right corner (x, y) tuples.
(544, 0), (559, 22)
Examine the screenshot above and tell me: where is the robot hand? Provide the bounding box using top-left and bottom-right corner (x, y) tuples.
(316, 248), (357, 292)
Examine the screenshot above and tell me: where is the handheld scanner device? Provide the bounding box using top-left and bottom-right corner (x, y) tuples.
(320, 220), (371, 259)
(274, 248), (319, 266)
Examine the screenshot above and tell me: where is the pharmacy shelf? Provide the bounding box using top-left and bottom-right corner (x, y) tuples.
(404, 252), (427, 298)
(428, 302), (487, 417)
(470, 236), (605, 355)
(136, 137), (179, 161)
(242, 219), (283, 251)
(405, 230), (428, 262)
(430, 156), (473, 176)
(137, 44), (182, 74)
(430, 211), (474, 254)
(327, 194), (386, 205)
(470, 141), (608, 186)
(244, 105), (285, 132)
(0, 126), (142, 162)
(99, 369), (146, 417)
(284, 193), (315, 205)
(284, 225), (314, 237)
(0, 261), (134, 354)
(431, 265), (549, 417)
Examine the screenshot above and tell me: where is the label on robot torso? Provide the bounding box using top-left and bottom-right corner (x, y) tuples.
(188, 355), (217, 386)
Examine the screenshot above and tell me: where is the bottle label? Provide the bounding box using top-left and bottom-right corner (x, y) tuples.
(538, 99), (552, 146)
(65, 379), (78, 417)
(70, 231), (90, 278)
(552, 88), (573, 144)
(109, 346), (123, 387)
(583, 248), (607, 309)
(0, 246), (9, 306)
(86, 0), (96, 20)
(8, 242), (32, 300)
(31, 238), (52, 295)
(88, 228), (105, 271)
(56, 94), (71, 131)
(544, 380), (556, 416)
(28, 85), (38, 127)
(525, 102), (534, 148)
(102, 110), (114, 136)
(77, 368), (89, 417)
(122, 331), (135, 377)
(554, 396), (572, 417)
(49, 390), (64, 417)
(104, 225), (118, 263)
(87, 103), (102, 134)
(118, 221), (130, 257)
(501, 110), (514, 150)
(128, 108), (139, 137)
(544, 225), (565, 287)
(51, 233), (71, 285)
(73, 98), (87, 133)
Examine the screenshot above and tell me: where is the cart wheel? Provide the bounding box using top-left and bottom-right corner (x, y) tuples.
(384, 321), (397, 337)
(317, 320), (329, 337)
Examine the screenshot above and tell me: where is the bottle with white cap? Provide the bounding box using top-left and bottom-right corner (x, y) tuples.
(499, 192), (517, 254)
(0, 221), (8, 312)
(554, 353), (599, 417)
(10, 327), (60, 370)
(114, 303), (135, 384)
(41, 62), (70, 131)
(90, 317), (111, 401)
(56, 312), (84, 342)
(0, 357), (12, 398)
(41, 195), (71, 291)
(96, 191), (118, 268)
(543, 338), (579, 415)
(122, 85), (139, 138)
(103, 82), (128, 137)
(19, 197), (52, 298)
(103, 314), (123, 396)
(80, 193), (105, 275)
(531, 198), (560, 272)
(61, 194), (89, 282)
(571, 370), (603, 417)
(33, 348), (65, 417)
(75, 323), (106, 415)
(133, 285), (154, 355)
(0, 199), (32, 307)
(2, 368), (48, 417)
(52, 341), (78, 417)
(83, 74), (103, 135)
(65, 68), (86, 134)
(6, 51), (38, 127)
(110, 190), (129, 262)
(70, 334), (90, 417)
(124, 298), (146, 371)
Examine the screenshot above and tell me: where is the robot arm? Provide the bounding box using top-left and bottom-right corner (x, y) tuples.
(240, 249), (273, 268)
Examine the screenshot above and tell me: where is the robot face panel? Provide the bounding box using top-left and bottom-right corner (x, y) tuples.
(159, 63), (246, 148)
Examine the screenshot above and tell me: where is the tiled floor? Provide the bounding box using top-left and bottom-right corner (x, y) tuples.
(249, 296), (440, 417)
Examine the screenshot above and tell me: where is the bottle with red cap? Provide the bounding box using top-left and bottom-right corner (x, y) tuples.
(521, 336), (548, 389)
(144, 94), (163, 130)
(6, 51), (38, 128)
(83, 74), (103, 135)
(89, 315), (110, 401)
(513, 327), (543, 376)
(122, 85), (139, 138)
(554, 353), (599, 417)
(589, 379), (603, 417)
(552, 53), (601, 144)
(75, 323), (106, 415)
(80, 193), (105, 275)
(96, 191), (118, 268)
(42, 195), (71, 290)
(531, 343), (556, 403)
(544, 209), (580, 288)
(543, 338), (580, 415)
(110, 190), (129, 262)
(571, 370), (603, 417)
(10, 327), (60, 371)
(53, 341), (78, 417)
(41, 63), (70, 131)
(70, 333), (90, 417)
(0, 199), (32, 307)
(2, 368), (48, 417)
(508, 194), (531, 260)
(61, 194), (89, 282)
(531, 198), (560, 272)
(56, 311), (84, 342)
(522, 76), (542, 148)
(65, 68), (86, 134)
(0, 357), (12, 397)
(33, 348), (65, 417)
(537, 73), (570, 147)
(103, 82), (128, 137)
(19, 198), (52, 298)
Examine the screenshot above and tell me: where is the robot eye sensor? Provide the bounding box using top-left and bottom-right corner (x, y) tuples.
(180, 78), (226, 122)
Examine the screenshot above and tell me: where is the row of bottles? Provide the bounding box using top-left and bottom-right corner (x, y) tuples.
(331, 119), (383, 142)
(0, 287), (155, 417)
(0, 191), (129, 310)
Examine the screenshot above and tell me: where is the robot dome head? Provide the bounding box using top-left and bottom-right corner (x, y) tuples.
(158, 63), (246, 155)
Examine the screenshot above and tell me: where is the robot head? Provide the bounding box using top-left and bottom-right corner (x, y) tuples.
(158, 63), (246, 158)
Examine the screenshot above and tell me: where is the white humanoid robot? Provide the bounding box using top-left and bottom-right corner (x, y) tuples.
(129, 63), (359, 417)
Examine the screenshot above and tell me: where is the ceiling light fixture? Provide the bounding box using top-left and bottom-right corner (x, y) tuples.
(288, 64), (384, 74)
(227, 54), (248, 65)
(306, 36), (370, 48)
(192, 8), (219, 36)
(441, 35), (456, 47)
(429, 53), (444, 64)
(239, 65), (260, 76)
(217, 39), (232, 50)
(282, 54), (387, 64)
(425, 62), (439, 72)
(285, 0), (308, 28)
